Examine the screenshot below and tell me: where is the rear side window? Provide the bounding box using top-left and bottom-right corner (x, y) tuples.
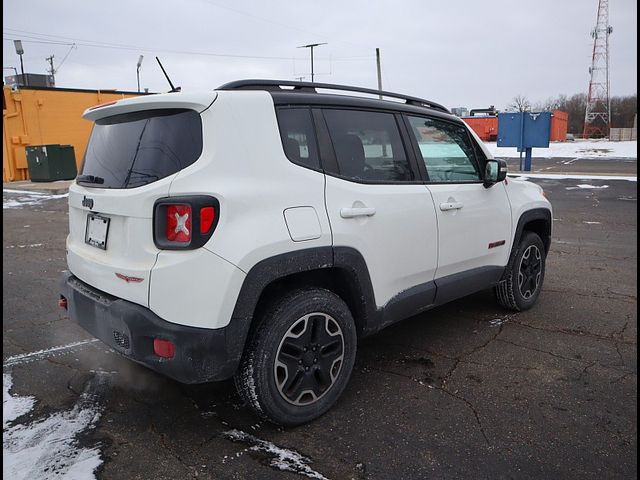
(276, 108), (320, 170)
(80, 109), (202, 189)
(323, 109), (413, 182)
(407, 116), (481, 183)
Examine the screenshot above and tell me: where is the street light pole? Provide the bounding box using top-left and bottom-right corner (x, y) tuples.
(13, 40), (27, 86)
(297, 43), (327, 83)
(136, 55), (144, 93)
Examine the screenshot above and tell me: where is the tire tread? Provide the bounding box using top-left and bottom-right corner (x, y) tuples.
(494, 231), (545, 311)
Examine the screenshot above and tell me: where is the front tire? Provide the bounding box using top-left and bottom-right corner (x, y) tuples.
(234, 288), (357, 426)
(495, 232), (546, 311)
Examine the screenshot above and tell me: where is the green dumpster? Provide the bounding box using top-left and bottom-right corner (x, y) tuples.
(26, 144), (78, 182)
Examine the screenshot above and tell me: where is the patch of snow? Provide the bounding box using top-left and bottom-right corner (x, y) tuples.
(3, 339), (100, 368)
(561, 157), (580, 165)
(3, 374), (35, 429)
(3, 189), (48, 196)
(3, 373), (104, 480)
(508, 173), (636, 182)
(223, 429), (328, 480)
(3, 191), (69, 209)
(486, 140), (637, 159)
(5, 244), (44, 249)
(565, 184), (610, 190)
(489, 318), (508, 327)
(577, 184), (608, 189)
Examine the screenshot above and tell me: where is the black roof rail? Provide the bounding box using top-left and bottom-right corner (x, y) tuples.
(217, 79), (450, 114)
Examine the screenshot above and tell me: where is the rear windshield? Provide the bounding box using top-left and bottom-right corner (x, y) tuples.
(79, 109), (202, 189)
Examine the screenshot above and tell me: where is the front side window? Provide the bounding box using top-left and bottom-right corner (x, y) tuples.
(323, 109), (413, 182)
(276, 108), (320, 169)
(407, 116), (481, 183)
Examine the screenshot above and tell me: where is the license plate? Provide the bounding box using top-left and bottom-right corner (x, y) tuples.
(85, 214), (110, 250)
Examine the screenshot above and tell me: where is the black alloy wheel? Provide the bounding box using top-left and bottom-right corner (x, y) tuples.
(274, 312), (344, 406)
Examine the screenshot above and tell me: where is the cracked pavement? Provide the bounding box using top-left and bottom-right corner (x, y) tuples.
(3, 170), (637, 479)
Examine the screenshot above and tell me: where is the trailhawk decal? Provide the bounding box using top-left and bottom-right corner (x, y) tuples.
(115, 272), (144, 283)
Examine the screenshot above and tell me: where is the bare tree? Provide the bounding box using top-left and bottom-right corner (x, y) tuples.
(508, 94), (531, 112)
(560, 93), (588, 133)
(610, 93), (637, 128)
(505, 92), (635, 133)
(534, 94), (567, 112)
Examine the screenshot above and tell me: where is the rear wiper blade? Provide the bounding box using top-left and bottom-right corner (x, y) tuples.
(77, 175), (105, 184)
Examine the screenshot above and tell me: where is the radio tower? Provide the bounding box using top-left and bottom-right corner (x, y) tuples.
(583, 0), (613, 138)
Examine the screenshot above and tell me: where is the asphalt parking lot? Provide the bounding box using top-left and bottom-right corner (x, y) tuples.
(3, 163), (637, 479)
(498, 156), (638, 176)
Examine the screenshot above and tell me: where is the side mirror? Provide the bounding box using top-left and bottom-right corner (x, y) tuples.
(484, 159), (508, 188)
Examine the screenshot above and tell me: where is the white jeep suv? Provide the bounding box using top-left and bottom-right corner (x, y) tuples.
(60, 80), (552, 425)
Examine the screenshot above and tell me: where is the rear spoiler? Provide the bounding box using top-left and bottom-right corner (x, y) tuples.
(82, 92), (217, 121)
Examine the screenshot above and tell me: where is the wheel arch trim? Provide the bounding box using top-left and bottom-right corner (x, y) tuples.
(507, 208), (552, 269)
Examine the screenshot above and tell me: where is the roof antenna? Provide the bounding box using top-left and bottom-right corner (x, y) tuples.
(155, 56), (180, 92)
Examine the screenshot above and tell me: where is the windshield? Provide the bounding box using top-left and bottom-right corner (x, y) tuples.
(79, 109), (202, 189)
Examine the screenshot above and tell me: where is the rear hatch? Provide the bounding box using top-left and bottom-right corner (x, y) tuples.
(67, 93), (215, 306)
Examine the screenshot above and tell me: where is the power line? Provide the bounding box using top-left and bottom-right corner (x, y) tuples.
(55, 43), (77, 72)
(3, 32), (374, 63)
(2, 35), (297, 60)
(2, 36), (71, 46)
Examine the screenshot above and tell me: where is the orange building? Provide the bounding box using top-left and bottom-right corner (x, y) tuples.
(3, 86), (144, 182)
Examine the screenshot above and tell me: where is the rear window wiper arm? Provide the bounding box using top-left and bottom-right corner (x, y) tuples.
(77, 174), (105, 184)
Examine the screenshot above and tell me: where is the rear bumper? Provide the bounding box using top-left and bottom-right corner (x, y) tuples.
(60, 272), (245, 383)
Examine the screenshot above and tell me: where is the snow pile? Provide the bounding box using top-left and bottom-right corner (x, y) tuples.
(3, 189), (69, 209)
(3, 372), (104, 480)
(223, 429), (328, 480)
(486, 140), (637, 159)
(3, 374), (35, 429)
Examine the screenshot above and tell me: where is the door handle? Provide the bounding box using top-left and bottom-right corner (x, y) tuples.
(439, 201), (464, 211)
(340, 207), (376, 218)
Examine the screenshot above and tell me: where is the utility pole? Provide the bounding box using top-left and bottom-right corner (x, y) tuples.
(376, 48), (383, 99)
(46, 55), (55, 82)
(297, 43), (327, 83)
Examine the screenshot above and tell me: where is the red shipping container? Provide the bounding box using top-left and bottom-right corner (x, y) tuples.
(462, 116), (498, 142)
(550, 110), (568, 141)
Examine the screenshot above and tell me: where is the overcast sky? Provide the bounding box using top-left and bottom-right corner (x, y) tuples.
(3, 0), (637, 110)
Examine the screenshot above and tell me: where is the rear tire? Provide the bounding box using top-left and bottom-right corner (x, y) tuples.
(495, 232), (546, 311)
(234, 288), (357, 426)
